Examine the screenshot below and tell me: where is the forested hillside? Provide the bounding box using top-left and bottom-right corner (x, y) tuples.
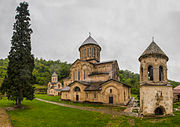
(0, 58), (71, 86)
(0, 58), (179, 93)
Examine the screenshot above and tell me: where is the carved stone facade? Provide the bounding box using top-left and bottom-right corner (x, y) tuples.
(139, 41), (173, 116)
(60, 35), (131, 105)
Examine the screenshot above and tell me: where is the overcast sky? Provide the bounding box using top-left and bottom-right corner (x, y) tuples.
(0, 0), (180, 81)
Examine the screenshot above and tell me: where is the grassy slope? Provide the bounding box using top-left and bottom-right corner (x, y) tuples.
(0, 97), (111, 127)
(0, 96), (180, 127)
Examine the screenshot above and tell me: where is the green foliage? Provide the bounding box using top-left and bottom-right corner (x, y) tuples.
(33, 58), (71, 85)
(169, 80), (180, 88)
(119, 70), (140, 94)
(0, 2), (34, 106)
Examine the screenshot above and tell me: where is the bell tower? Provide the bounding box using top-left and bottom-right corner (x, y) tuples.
(51, 72), (58, 83)
(139, 39), (173, 116)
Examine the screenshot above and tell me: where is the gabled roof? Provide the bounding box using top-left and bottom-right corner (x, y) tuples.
(52, 72), (57, 77)
(66, 79), (130, 91)
(139, 41), (168, 61)
(94, 60), (117, 65)
(79, 35), (101, 50)
(174, 85), (180, 94)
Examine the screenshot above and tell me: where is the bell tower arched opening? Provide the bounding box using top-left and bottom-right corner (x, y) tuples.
(148, 65), (153, 81)
(159, 66), (163, 81)
(154, 106), (165, 115)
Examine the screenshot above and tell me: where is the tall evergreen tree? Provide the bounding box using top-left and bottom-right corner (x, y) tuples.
(1, 2), (34, 106)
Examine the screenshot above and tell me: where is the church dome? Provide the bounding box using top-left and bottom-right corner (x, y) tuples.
(139, 41), (168, 61)
(79, 34), (101, 63)
(79, 35), (101, 50)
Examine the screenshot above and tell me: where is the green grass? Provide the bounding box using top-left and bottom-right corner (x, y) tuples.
(1, 96), (180, 127)
(33, 84), (47, 89)
(35, 94), (126, 111)
(131, 94), (138, 99)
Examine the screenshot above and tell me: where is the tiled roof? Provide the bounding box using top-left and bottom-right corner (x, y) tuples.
(79, 35), (101, 49)
(88, 72), (109, 76)
(94, 60), (116, 65)
(67, 79), (130, 91)
(139, 42), (168, 61)
(60, 86), (70, 92)
(52, 72), (57, 77)
(174, 85), (180, 94)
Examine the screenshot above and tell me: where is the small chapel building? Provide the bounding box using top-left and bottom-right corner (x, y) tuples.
(47, 72), (62, 96)
(59, 35), (131, 105)
(139, 40), (173, 116)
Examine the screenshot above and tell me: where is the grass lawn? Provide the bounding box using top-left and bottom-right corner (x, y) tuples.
(35, 94), (126, 111)
(1, 96), (180, 127)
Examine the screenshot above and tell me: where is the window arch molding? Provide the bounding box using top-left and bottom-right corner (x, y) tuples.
(74, 86), (81, 92)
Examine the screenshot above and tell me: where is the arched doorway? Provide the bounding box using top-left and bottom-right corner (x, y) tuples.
(74, 86), (81, 101)
(109, 96), (113, 104)
(154, 106), (165, 115)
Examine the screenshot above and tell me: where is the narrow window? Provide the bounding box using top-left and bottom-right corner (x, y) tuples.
(86, 93), (88, 98)
(110, 89), (112, 93)
(94, 93), (96, 99)
(73, 71), (75, 80)
(92, 48), (93, 57)
(141, 67), (143, 81)
(148, 65), (153, 81)
(87, 48), (89, 57)
(78, 70), (80, 80)
(124, 91), (125, 101)
(84, 70), (85, 80)
(159, 66), (163, 81)
(84, 49), (86, 58)
(94, 48), (96, 57)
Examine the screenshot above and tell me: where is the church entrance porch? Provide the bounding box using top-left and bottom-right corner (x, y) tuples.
(154, 106), (165, 115)
(76, 95), (79, 101)
(109, 97), (113, 104)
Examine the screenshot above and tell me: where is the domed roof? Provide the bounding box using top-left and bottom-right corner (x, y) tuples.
(79, 35), (101, 50)
(139, 41), (168, 61)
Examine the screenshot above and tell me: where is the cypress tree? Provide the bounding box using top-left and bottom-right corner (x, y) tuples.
(1, 2), (34, 107)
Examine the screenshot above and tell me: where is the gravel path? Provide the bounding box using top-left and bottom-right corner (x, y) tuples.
(35, 98), (126, 116)
(0, 108), (12, 127)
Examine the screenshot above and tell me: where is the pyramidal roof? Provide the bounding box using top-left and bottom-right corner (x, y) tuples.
(52, 72), (57, 77)
(139, 41), (168, 61)
(79, 35), (101, 49)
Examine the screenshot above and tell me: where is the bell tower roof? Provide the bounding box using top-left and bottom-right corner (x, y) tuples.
(79, 34), (101, 50)
(52, 72), (57, 77)
(139, 41), (168, 61)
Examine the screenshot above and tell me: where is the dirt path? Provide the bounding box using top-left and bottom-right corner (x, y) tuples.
(0, 108), (12, 127)
(35, 98), (126, 116)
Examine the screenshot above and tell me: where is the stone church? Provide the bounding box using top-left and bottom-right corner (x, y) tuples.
(139, 40), (173, 116)
(48, 35), (131, 105)
(47, 72), (62, 96)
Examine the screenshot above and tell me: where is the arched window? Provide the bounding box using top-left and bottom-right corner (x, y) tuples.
(92, 48), (93, 57)
(141, 67), (143, 81)
(87, 48), (89, 57)
(148, 65), (153, 81)
(74, 86), (81, 92)
(73, 71), (75, 80)
(83, 49), (86, 58)
(159, 66), (163, 81)
(94, 48), (96, 57)
(78, 70), (80, 80)
(110, 89), (112, 93)
(84, 70), (85, 80)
